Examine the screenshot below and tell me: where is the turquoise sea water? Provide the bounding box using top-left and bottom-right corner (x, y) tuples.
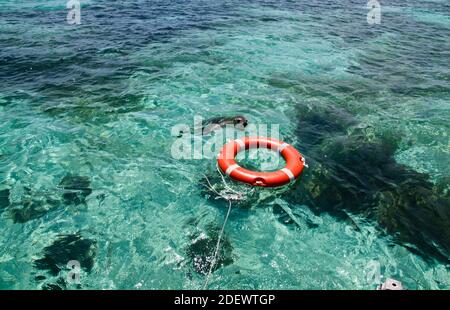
(0, 0), (449, 289)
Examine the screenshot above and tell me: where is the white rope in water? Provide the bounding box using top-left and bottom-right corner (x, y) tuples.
(201, 164), (252, 289)
(203, 199), (232, 290)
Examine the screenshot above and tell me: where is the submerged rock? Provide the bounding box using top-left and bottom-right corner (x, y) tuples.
(59, 175), (92, 205)
(34, 233), (96, 276)
(186, 225), (234, 275)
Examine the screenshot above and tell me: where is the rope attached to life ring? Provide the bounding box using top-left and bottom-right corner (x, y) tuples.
(203, 199), (232, 290)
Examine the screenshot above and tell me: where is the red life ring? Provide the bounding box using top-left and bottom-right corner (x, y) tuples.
(217, 137), (305, 187)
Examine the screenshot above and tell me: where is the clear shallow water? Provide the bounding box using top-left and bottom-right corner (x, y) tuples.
(0, 0), (449, 289)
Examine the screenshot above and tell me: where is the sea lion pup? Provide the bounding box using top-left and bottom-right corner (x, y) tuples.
(177, 115), (248, 137)
(201, 115), (248, 135)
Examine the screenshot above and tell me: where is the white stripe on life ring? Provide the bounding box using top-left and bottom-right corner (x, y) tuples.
(281, 168), (295, 182)
(235, 139), (245, 150)
(226, 164), (240, 176)
(278, 143), (289, 153)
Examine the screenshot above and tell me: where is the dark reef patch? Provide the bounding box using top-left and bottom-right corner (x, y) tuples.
(42, 92), (147, 124)
(186, 225), (234, 275)
(41, 278), (67, 291)
(288, 104), (450, 262)
(272, 203), (296, 226)
(42, 283), (63, 290)
(34, 275), (46, 281)
(59, 175), (92, 205)
(8, 187), (60, 223)
(294, 104), (357, 147)
(3, 175), (92, 223)
(374, 182), (450, 261)
(272, 202), (321, 230)
(34, 233), (96, 276)
(0, 189), (10, 208)
(10, 199), (57, 223)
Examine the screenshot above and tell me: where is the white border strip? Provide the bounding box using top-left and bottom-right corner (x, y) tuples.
(235, 139), (245, 150)
(225, 164), (240, 176)
(281, 168), (295, 182)
(278, 143), (289, 153)
(301, 156), (308, 168)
